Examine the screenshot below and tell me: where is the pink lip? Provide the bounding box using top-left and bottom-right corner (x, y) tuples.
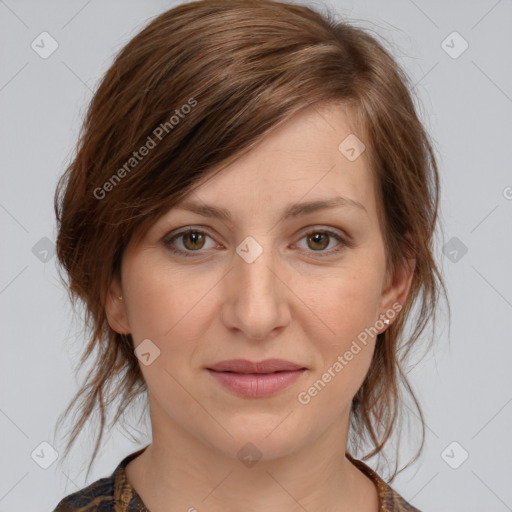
(206, 359), (306, 398)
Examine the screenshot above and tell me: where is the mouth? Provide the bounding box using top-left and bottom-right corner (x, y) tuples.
(206, 359), (306, 398)
(207, 358), (306, 374)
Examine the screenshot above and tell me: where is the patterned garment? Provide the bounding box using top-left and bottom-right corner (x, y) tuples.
(53, 446), (421, 511)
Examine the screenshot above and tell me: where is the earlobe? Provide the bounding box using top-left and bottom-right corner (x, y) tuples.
(105, 277), (131, 335)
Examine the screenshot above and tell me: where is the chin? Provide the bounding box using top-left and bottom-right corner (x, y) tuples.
(205, 417), (310, 463)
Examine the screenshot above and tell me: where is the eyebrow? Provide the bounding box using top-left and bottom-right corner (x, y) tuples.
(173, 195), (367, 225)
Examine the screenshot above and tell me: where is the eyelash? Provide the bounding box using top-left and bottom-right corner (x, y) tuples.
(163, 227), (351, 258)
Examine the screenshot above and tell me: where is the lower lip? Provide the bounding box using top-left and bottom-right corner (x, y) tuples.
(206, 369), (306, 398)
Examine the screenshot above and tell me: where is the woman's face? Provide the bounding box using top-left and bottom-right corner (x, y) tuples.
(107, 102), (413, 460)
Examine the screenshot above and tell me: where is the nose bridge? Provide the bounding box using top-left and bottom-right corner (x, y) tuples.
(236, 233), (279, 305)
(224, 233), (288, 339)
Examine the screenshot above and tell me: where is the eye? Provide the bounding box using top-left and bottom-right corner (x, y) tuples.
(163, 226), (351, 258)
(163, 228), (219, 257)
(294, 229), (349, 257)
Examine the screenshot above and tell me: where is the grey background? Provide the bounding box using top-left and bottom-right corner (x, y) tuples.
(1, 0), (511, 510)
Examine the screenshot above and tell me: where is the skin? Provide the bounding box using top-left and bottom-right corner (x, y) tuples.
(105, 101), (415, 512)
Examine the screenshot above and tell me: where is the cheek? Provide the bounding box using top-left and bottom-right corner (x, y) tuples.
(121, 251), (225, 394)
(297, 269), (383, 412)
(122, 249), (209, 340)
(304, 258), (385, 353)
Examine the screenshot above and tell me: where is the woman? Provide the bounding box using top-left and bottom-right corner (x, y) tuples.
(52, 0), (448, 510)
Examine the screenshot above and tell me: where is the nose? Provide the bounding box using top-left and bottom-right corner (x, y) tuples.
(220, 237), (291, 341)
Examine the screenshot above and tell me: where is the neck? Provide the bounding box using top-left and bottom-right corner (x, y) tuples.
(125, 401), (378, 512)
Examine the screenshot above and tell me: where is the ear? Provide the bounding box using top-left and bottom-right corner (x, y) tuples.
(378, 249), (416, 321)
(105, 274), (131, 335)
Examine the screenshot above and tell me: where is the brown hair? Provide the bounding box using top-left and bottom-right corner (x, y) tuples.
(53, 0), (449, 481)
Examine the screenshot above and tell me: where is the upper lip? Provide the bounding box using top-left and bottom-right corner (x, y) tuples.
(207, 359), (305, 374)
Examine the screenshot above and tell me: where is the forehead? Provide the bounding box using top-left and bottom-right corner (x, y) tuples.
(182, 101), (376, 216)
